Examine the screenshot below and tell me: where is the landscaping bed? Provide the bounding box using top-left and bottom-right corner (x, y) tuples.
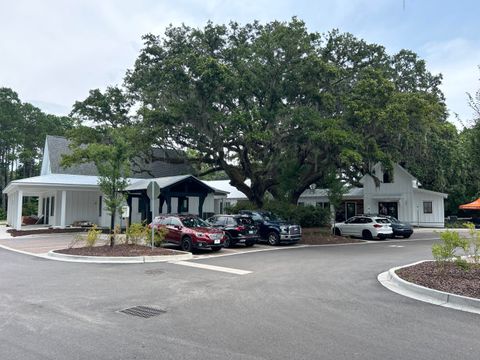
(299, 227), (364, 245)
(55, 244), (180, 257)
(396, 261), (480, 299)
(8, 227), (110, 237)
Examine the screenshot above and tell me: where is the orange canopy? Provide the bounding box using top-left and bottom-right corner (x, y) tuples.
(459, 198), (480, 210)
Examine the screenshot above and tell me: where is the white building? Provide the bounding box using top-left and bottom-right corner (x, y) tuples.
(207, 163), (448, 228)
(3, 136), (226, 230)
(3, 136), (447, 229)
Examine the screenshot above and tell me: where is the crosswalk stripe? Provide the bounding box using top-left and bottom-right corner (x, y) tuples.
(173, 260), (252, 275)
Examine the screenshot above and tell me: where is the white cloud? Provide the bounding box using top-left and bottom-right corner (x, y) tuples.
(421, 38), (480, 127)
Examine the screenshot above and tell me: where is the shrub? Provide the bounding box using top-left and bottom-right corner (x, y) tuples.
(226, 200), (331, 228)
(464, 222), (480, 264)
(126, 223), (145, 245)
(85, 225), (102, 247)
(144, 225), (168, 247)
(431, 230), (469, 270)
(68, 233), (84, 249)
(0, 208), (5, 221)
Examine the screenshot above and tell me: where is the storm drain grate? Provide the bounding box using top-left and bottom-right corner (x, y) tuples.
(119, 306), (166, 318)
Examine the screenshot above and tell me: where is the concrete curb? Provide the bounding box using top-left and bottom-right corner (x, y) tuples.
(47, 250), (193, 264)
(378, 260), (480, 315)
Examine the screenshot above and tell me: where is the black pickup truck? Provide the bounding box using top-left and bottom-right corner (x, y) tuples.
(238, 210), (302, 245)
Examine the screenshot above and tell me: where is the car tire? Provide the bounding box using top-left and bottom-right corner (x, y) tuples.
(224, 234), (233, 248)
(333, 227), (342, 236)
(181, 236), (193, 252)
(362, 230), (373, 240)
(211, 247), (222, 252)
(267, 232), (280, 246)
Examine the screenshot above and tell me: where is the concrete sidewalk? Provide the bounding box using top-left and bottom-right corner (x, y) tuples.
(0, 225), (91, 254)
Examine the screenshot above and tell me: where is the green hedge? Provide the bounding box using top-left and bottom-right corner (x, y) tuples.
(0, 208), (5, 221)
(225, 200), (331, 228)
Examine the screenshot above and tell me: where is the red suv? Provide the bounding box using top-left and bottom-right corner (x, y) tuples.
(150, 215), (225, 252)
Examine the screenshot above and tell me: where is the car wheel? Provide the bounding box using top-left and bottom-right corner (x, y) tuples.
(211, 247), (222, 252)
(333, 227), (342, 236)
(224, 234), (232, 248)
(267, 232), (280, 246)
(181, 236), (193, 252)
(362, 230), (373, 240)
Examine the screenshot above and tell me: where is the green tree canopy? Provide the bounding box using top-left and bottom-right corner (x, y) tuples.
(125, 18), (453, 206)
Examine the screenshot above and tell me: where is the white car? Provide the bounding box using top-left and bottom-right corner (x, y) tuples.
(332, 215), (393, 240)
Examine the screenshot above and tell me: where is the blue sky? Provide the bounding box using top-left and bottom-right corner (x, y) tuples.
(1, 0), (479, 127)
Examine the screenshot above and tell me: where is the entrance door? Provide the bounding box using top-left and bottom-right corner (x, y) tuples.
(345, 202), (356, 220)
(378, 202), (398, 219)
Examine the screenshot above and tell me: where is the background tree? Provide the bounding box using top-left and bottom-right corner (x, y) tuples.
(0, 87), (73, 217)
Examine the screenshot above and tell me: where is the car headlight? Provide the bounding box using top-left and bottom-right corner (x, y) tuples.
(195, 232), (205, 238)
(280, 226), (289, 233)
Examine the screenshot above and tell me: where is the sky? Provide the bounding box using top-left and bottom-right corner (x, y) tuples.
(1, 0), (479, 127)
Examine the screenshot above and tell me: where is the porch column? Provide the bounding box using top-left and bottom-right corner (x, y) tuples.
(15, 190), (23, 230)
(198, 195), (206, 219)
(60, 190), (67, 228)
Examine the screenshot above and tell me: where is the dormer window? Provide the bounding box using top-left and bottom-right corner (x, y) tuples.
(383, 170), (393, 183)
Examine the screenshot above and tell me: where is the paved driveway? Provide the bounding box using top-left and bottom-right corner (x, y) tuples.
(1, 234), (479, 360)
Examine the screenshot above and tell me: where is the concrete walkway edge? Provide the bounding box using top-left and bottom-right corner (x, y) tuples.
(378, 260), (480, 315)
(47, 250), (193, 263)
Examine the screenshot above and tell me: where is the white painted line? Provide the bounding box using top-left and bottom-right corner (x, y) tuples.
(192, 244), (311, 260)
(0, 244), (49, 259)
(388, 245), (405, 248)
(173, 260), (252, 275)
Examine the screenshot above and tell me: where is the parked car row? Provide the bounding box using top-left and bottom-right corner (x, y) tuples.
(332, 214), (414, 240)
(149, 211), (302, 253)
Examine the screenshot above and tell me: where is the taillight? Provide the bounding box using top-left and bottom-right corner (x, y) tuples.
(373, 224), (382, 228)
(236, 226), (245, 232)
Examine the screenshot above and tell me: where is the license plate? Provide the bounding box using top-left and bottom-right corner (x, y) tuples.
(214, 239), (220, 244)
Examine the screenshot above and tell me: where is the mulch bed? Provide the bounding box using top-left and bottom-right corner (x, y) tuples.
(396, 261), (480, 299)
(299, 227), (364, 245)
(55, 244), (181, 257)
(8, 227), (110, 237)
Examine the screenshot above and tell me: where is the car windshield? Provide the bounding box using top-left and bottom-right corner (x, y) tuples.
(261, 212), (284, 222)
(181, 217), (209, 228)
(387, 216), (400, 223)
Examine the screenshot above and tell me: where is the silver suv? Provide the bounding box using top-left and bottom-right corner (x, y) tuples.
(332, 215), (393, 240)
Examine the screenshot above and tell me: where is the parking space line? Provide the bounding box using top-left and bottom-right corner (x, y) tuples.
(173, 260), (252, 275)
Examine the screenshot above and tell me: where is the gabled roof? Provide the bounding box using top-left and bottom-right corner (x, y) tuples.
(125, 175), (224, 194)
(43, 135), (193, 178)
(202, 180), (250, 200)
(413, 187), (448, 199)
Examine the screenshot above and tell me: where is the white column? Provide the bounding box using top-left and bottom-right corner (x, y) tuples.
(15, 190), (23, 230)
(60, 190), (67, 228)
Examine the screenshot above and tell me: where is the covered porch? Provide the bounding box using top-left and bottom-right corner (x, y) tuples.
(125, 175), (227, 223)
(3, 175), (104, 230)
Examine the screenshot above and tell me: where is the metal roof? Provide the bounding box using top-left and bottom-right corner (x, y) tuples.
(202, 180), (250, 200)
(44, 135), (193, 178)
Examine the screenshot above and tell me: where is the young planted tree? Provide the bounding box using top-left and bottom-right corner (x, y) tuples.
(63, 87), (135, 246)
(326, 173), (349, 232)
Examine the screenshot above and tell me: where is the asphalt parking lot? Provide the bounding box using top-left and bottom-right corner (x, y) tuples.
(1, 229), (480, 360)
